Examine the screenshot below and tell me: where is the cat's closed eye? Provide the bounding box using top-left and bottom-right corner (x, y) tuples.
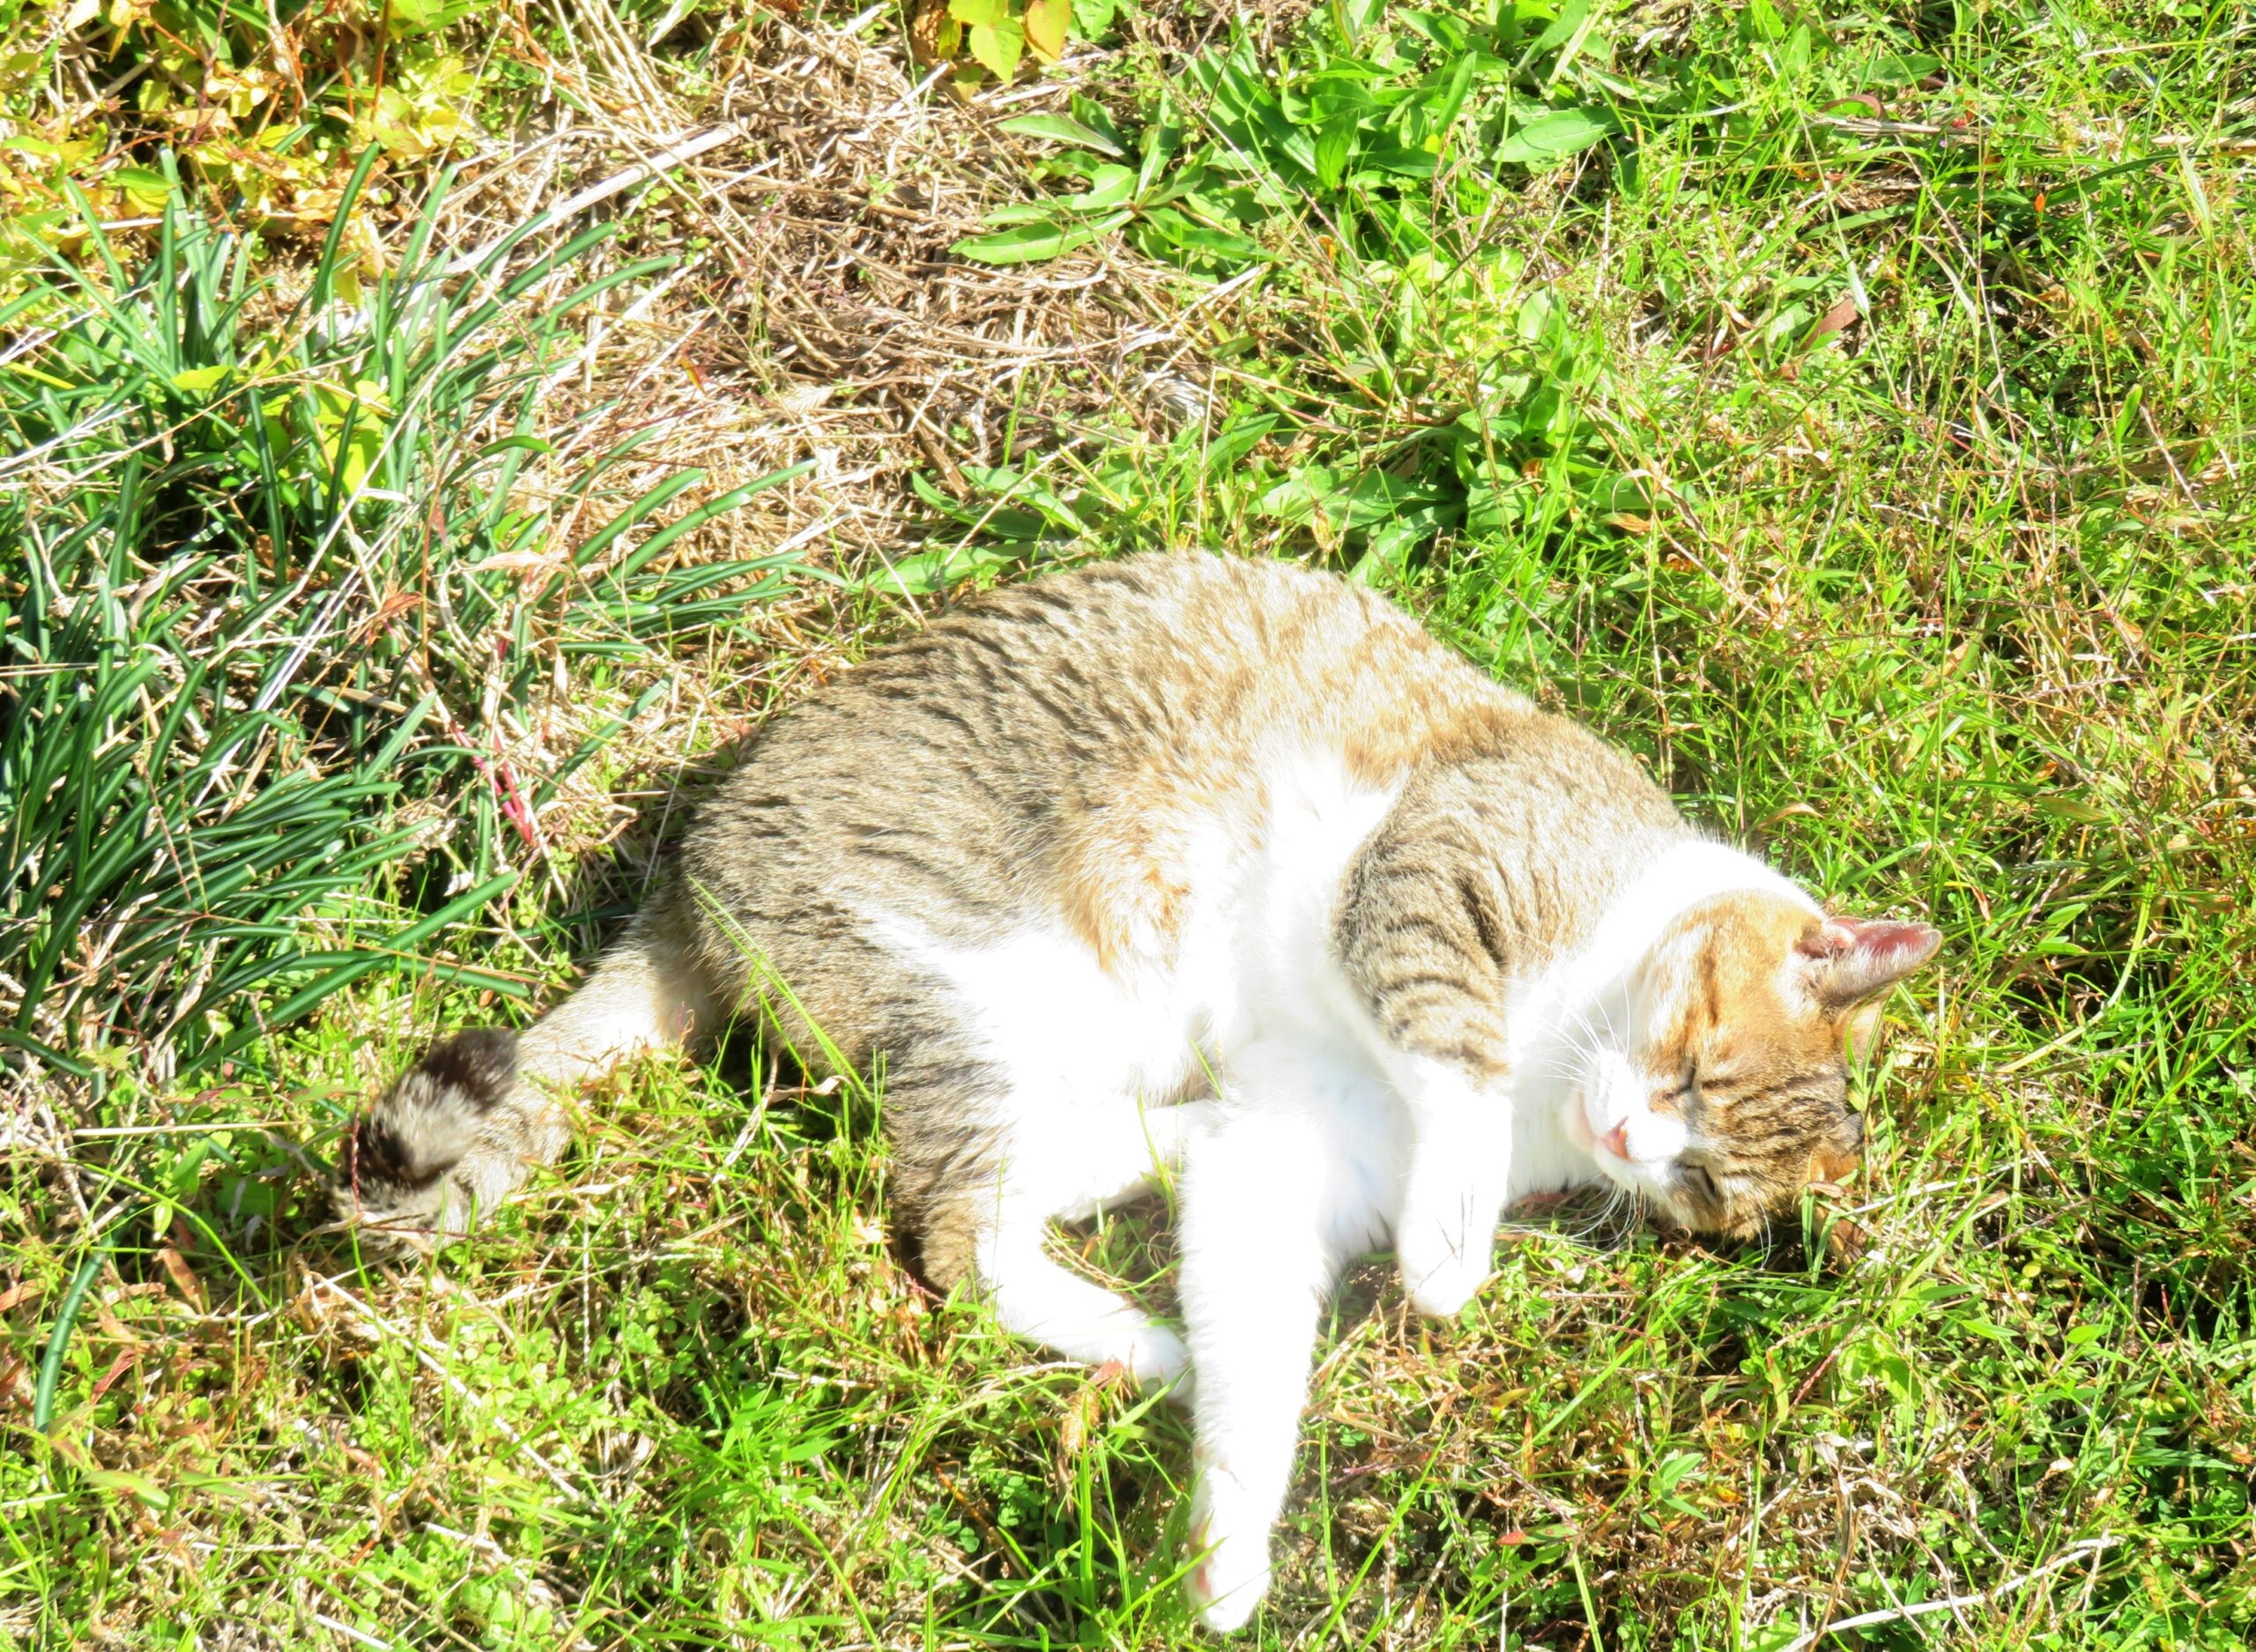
(1651, 1066), (1696, 1114)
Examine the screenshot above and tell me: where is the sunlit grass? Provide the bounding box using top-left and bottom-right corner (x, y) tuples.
(4, 0), (2252, 1647)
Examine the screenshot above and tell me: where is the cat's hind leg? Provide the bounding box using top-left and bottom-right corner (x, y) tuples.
(1176, 1043), (1399, 1632)
(917, 1100), (1213, 1391)
(1047, 1098), (1216, 1221)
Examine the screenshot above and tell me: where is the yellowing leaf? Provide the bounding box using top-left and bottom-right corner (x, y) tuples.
(85, 1468), (169, 1510)
(3, 362), (74, 391)
(1023, 0), (1068, 60)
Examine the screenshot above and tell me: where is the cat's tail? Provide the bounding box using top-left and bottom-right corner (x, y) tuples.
(334, 914), (714, 1250)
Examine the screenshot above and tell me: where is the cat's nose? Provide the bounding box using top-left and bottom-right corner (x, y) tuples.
(1600, 1122), (1630, 1159)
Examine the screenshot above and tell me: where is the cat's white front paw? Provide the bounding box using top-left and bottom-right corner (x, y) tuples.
(1109, 1325), (1196, 1402)
(1398, 1232), (1488, 1319)
(1185, 1471), (1274, 1633)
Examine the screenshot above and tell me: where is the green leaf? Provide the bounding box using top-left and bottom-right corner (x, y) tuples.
(385, 0), (471, 34)
(1314, 118), (1354, 191)
(1651, 1450), (1703, 1497)
(1069, 0), (1119, 35)
(979, 200), (1079, 226)
(948, 0), (1008, 23)
(603, 462), (817, 583)
(953, 210), (1129, 264)
(1590, 473), (1653, 515)
(569, 470), (705, 568)
(1058, 164), (1138, 213)
(169, 365), (233, 394)
(1492, 108), (1614, 166)
(111, 166), (172, 204)
(1740, 0), (1786, 43)
(1335, 0), (1383, 41)
(1356, 144), (1438, 179)
(1516, 287), (1558, 341)
(872, 539), (1020, 596)
(1525, 0), (1590, 60)
(968, 19), (1024, 80)
(1000, 113), (1124, 157)
(1132, 207), (1268, 266)
(1258, 463), (1340, 524)
(1865, 52), (1943, 86)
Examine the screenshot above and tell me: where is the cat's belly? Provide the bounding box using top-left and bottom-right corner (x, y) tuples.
(849, 749), (1406, 1117)
(851, 903), (1216, 1113)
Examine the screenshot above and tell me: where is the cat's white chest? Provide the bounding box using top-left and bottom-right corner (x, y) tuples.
(1205, 750), (1406, 1048)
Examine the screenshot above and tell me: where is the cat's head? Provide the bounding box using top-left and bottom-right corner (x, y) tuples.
(1574, 894), (1940, 1237)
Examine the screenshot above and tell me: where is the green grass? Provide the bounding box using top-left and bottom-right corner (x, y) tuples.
(5, 0), (2254, 1647)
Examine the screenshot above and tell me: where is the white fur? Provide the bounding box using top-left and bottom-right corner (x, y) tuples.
(861, 767), (1818, 1632)
(517, 938), (709, 1087)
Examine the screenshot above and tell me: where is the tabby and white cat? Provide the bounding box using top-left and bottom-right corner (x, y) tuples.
(338, 553), (1938, 1630)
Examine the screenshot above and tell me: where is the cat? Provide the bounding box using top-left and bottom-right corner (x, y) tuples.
(337, 552), (1939, 1631)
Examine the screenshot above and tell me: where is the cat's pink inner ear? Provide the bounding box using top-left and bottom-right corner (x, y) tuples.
(1798, 918), (1942, 1008)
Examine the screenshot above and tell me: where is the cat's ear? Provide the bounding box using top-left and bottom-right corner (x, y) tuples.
(1796, 918), (1941, 1012)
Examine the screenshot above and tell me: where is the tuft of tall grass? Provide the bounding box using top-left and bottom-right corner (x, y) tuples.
(0, 157), (816, 1083)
